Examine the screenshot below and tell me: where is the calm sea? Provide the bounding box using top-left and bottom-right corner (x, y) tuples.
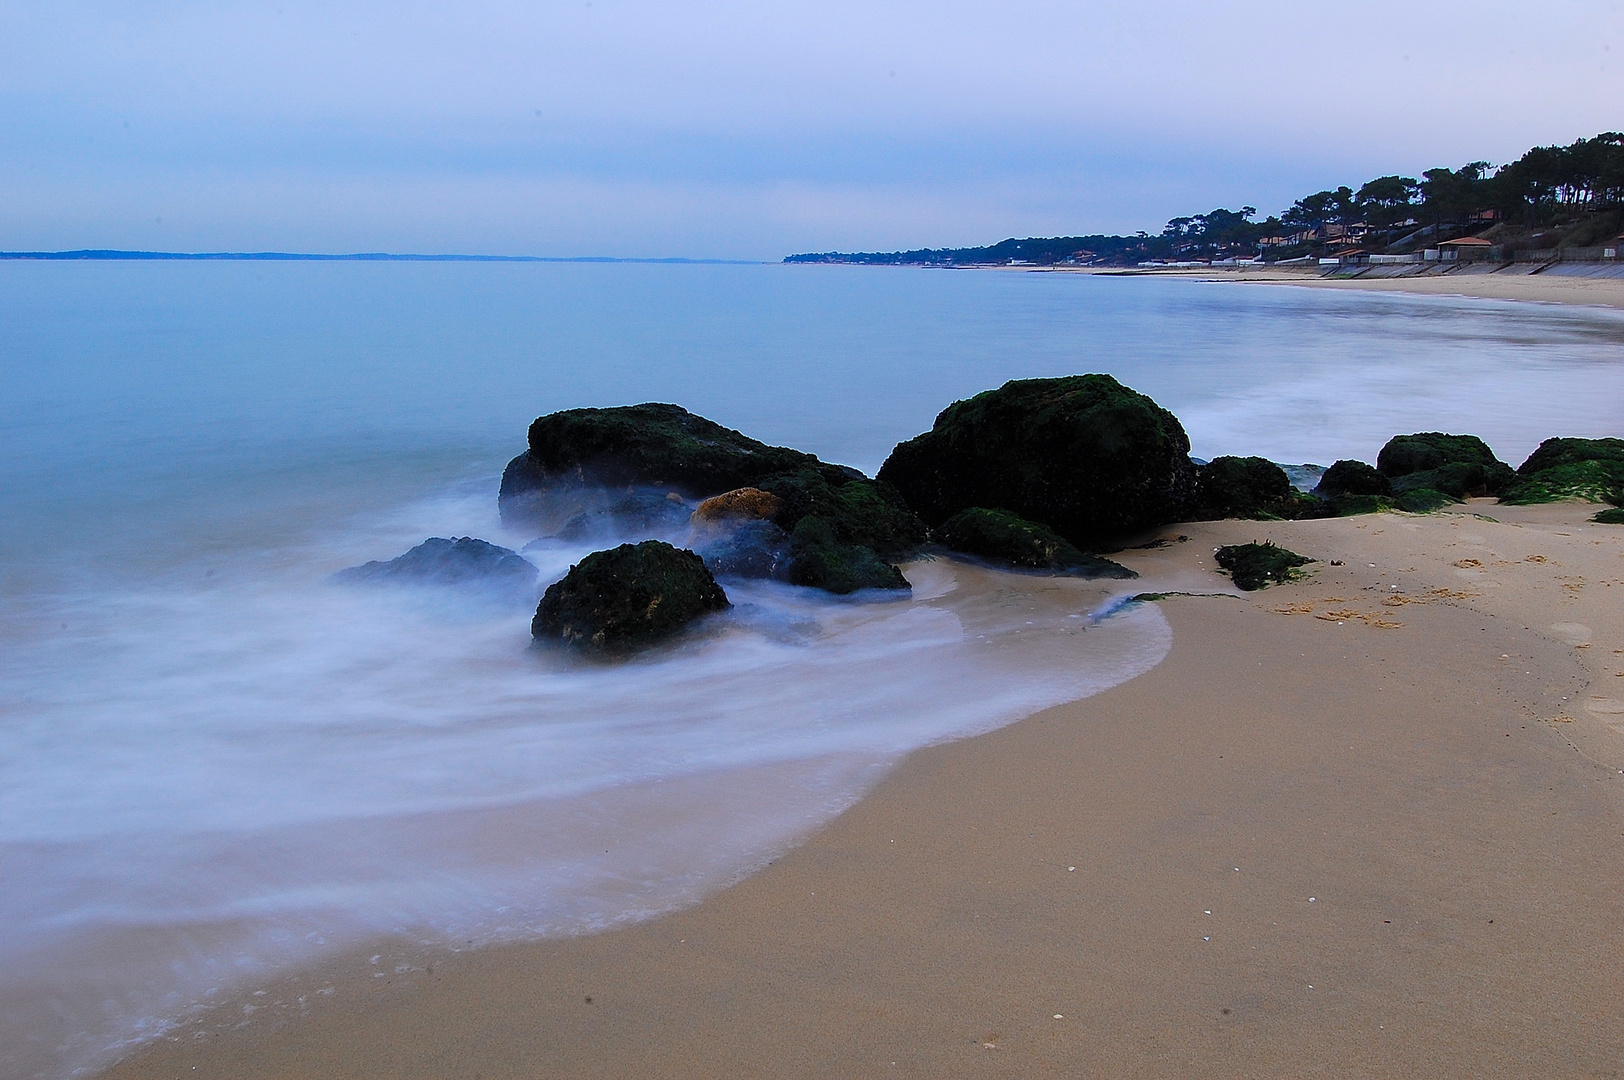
(3, 262), (1622, 1078)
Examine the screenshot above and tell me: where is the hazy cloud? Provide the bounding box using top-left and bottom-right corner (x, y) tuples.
(2, 1), (1620, 256)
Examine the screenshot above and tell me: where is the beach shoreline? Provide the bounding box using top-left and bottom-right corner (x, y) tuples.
(100, 500), (1624, 1079)
(1098, 263), (1624, 310)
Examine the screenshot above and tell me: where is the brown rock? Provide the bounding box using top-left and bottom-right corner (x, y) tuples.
(691, 487), (783, 524)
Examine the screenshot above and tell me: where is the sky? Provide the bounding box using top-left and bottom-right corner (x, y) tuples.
(2, 1), (1621, 259)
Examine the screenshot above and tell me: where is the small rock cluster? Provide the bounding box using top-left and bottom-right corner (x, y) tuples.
(338, 377), (1621, 653)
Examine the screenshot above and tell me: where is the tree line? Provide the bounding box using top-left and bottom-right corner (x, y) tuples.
(786, 132), (1624, 266)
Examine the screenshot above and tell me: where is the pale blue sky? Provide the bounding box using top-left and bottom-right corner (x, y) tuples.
(2, 1), (1620, 258)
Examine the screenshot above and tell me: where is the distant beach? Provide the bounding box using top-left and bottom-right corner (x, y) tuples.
(1113, 263), (1624, 311)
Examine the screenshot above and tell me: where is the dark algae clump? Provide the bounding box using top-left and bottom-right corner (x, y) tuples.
(532, 540), (730, 655)
(1592, 507), (1624, 524)
(1214, 542), (1313, 591)
(937, 507), (1137, 578)
(877, 374), (1198, 547)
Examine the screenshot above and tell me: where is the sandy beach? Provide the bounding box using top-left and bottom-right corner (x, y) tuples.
(101, 499), (1624, 1079)
(1125, 264), (1624, 310)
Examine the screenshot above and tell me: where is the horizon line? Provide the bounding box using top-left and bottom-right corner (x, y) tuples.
(0, 249), (766, 265)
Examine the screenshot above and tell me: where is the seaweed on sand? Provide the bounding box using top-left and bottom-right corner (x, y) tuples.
(1214, 542), (1313, 591)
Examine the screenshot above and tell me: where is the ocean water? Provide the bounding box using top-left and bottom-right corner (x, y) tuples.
(3, 262), (1624, 1078)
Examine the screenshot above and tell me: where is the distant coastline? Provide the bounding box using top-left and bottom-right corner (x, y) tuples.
(0, 250), (763, 264)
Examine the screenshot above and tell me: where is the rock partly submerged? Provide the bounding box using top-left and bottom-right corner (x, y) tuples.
(501, 405), (924, 594)
(335, 537), (539, 599)
(783, 516), (912, 593)
(936, 507), (1136, 578)
(499, 404), (840, 524)
(554, 491), (694, 543)
(878, 374), (1199, 548)
(532, 540), (730, 655)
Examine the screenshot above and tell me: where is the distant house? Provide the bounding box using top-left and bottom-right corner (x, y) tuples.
(1439, 236), (1495, 262)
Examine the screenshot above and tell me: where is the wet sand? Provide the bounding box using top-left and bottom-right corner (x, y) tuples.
(102, 501), (1624, 1079)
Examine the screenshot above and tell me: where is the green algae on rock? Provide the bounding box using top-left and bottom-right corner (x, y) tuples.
(532, 540), (730, 654)
(1377, 433), (1514, 498)
(783, 516), (911, 594)
(756, 468), (926, 561)
(937, 507), (1137, 578)
(1501, 438), (1624, 505)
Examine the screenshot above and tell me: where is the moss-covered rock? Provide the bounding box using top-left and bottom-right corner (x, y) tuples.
(784, 516), (910, 594)
(1192, 457), (1293, 519)
(755, 468), (926, 559)
(499, 403), (850, 524)
(1314, 459), (1391, 498)
(1214, 542), (1313, 591)
(532, 540), (730, 654)
(877, 375), (1198, 547)
(937, 507), (1137, 578)
(1377, 433), (1514, 496)
(1501, 438), (1624, 505)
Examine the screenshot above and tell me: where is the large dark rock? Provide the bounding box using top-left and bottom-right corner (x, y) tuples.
(937, 507), (1136, 578)
(1502, 437), (1624, 505)
(1314, 459), (1391, 498)
(877, 375), (1198, 547)
(532, 540), (730, 654)
(1191, 457), (1329, 520)
(335, 537), (538, 598)
(1377, 433), (1514, 497)
(499, 404), (846, 524)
